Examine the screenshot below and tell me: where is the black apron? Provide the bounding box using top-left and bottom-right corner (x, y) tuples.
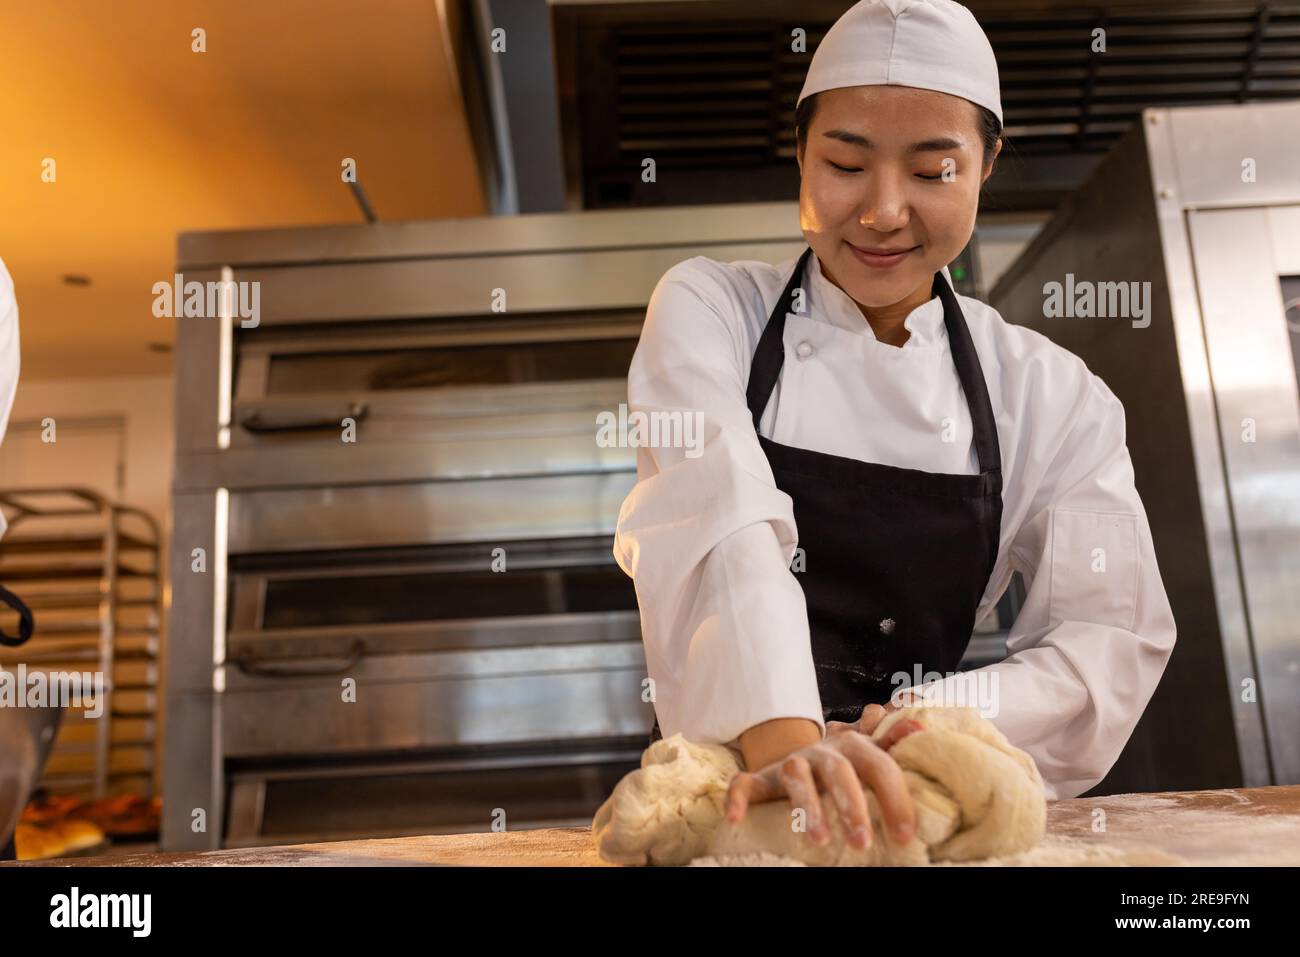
(649, 246), (1002, 740)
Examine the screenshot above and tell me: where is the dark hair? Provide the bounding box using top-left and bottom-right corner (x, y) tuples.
(794, 91), (1003, 168)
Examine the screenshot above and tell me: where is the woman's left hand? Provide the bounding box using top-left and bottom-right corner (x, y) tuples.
(825, 695), (919, 739)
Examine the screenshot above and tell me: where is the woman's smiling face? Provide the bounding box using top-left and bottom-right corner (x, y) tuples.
(797, 84), (999, 310)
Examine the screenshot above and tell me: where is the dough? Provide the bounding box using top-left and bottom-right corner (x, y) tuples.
(592, 706), (1046, 866)
(589, 734), (738, 866)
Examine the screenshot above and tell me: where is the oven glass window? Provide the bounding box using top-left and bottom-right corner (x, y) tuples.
(261, 564), (638, 629)
(263, 337), (640, 395)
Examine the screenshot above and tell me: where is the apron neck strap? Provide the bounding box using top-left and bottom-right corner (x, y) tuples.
(745, 248), (1002, 476)
(745, 248), (814, 432)
(933, 269), (1002, 476)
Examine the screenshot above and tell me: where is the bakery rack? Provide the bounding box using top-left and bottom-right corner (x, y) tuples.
(0, 488), (161, 799)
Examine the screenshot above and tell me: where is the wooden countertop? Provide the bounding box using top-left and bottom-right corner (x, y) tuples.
(11, 784), (1300, 867)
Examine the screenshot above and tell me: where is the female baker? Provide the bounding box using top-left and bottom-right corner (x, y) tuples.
(612, 0), (1177, 854)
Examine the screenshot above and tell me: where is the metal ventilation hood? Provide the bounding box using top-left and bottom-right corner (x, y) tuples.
(455, 0), (1300, 214)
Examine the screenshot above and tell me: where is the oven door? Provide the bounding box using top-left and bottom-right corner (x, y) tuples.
(1187, 203), (1300, 782)
(220, 534), (652, 758)
(229, 309), (642, 447)
(178, 312), (643, 491)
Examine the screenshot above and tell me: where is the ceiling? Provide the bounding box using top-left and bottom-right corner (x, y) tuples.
(0, 0), (484, 381)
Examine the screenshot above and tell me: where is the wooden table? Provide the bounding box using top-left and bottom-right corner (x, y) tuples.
(10, 785), (1300, 867)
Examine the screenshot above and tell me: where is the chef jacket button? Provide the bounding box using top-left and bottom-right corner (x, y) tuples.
(878, 617), (896, 636)
(795, 340), (814, 360)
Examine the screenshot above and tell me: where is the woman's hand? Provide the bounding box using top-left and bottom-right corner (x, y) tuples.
(724, 704), (924, 852)
(825, 695), (917, 738)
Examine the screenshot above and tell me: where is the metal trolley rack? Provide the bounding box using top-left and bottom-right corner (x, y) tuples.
(0, 488), (162, 798)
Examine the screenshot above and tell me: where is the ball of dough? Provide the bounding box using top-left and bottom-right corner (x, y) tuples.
(593, 706), (1047, 866)
(877, 707), (1047, 862)
(591, 734), (742, 866)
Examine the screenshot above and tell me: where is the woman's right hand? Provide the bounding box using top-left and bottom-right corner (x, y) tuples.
(723, 710), (923, 853)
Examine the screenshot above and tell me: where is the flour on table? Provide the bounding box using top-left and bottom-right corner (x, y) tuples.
(691, 834), (1186, 867)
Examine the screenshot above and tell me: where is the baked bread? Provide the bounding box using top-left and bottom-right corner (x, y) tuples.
(13, 824), (67, 861)
(45, 818), (105, 853)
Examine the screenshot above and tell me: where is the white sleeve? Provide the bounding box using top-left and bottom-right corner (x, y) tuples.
(0, 259), (19, 542)
(613, 260), (825, 746)
(0, 259), (17, 444)
(900, 373), (1177, 800)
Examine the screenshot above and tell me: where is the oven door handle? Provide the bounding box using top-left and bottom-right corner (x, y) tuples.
(238, 402), (369, 434)
(230, 640), (367, 677)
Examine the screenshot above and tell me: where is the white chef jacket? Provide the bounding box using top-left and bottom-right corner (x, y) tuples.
(0, 257), (19, 541)
(612, 250), (1177, 800)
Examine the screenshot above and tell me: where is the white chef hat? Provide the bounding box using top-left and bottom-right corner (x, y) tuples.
(796, 0), (1003, 126)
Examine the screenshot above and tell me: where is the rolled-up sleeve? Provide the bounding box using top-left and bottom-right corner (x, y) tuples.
(613, 260), (824, 746)
(901, 373), (1177, 799)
